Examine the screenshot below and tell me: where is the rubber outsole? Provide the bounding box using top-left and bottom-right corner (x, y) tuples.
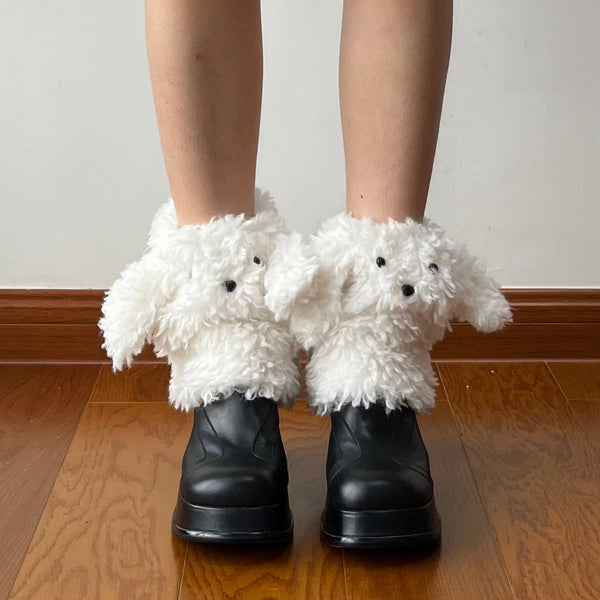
(321, 497), (441, 549)
(172, 494), (293, 545)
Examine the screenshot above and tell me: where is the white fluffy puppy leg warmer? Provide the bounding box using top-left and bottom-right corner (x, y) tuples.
(290, 213), (512, 415)
(99, 189), (317, 411)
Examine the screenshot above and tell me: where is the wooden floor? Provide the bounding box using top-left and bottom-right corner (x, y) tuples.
(2, 361), (600, 600)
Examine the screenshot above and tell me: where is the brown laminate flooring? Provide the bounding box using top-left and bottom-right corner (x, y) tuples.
(2, 362), (600, 600)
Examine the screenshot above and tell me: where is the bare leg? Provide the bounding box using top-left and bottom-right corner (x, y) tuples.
(145, 0), (262, 225)
(340, 0), (452, 223)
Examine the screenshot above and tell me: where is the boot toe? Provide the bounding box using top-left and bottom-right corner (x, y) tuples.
(329, 462), (433, 511)
(181, 463), (284, 507)
(172, 394), (292, 543)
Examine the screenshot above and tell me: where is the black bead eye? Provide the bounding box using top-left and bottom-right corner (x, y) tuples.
(376, 257), (386, 268)
(253, 256), (261, 265)
(428, 263), (439, 274)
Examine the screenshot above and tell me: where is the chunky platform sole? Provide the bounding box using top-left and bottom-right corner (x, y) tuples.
(321, 497), (441, 549)
(172, 494), (293, 545)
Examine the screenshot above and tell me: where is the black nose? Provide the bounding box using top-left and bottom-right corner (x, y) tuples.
(224, 280), (237, 293)
(402, 284), (415, 297)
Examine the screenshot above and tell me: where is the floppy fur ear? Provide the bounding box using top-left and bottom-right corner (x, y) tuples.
(264, 232), (319, 322)
(284, 213), (358, 350)
(451, 244), (513, 332)
(99, 250), (179, 370)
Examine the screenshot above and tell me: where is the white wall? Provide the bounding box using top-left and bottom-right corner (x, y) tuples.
(1, 0), (599, 289)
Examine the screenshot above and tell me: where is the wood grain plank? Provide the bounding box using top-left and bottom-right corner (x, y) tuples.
(89, 364), (170, 403)
(343, 402), (514, 600)
(180, 399), (346, 600)
(0, 365), (100, 600)
(438, 362), (600, 600)
(547, 362), (600, 401)
(569, 401), (600, 459)
(9, 403), (191, 600)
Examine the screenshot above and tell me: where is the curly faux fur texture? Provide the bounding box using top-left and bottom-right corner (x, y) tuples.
(99, 189), (317, 411)
(292, 213), (513, 415)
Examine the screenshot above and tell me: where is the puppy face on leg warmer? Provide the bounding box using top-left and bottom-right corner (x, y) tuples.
(99, 189), (318, 411)
(291, 213), (512, 414)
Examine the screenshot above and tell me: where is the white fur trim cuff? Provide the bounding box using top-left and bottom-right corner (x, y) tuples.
(296, 212), (512, 415)
(99, 189), (313, 411)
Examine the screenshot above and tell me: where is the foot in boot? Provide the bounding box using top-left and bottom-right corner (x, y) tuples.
(99, 190), (318, 545)
(286, 212), (512, 547)
(321, 403), (440, 548)
(172, 393), (293, 544)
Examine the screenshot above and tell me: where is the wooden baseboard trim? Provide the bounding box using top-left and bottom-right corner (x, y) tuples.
(0, 289), (598, 362)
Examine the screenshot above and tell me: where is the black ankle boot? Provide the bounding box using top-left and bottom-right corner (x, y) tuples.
(321, 403), (441, 548)
(172, 393), (293, 544)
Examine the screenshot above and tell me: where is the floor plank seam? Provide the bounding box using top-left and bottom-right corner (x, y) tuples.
(435, 363), (519, 600)
(341, 549), (349, 600)
(89, 401), (170, 404)
(87, 365), (104, 405)
(177, 543), (188, 600)
(545, 362), (600, 466)
(544, 362), (571, 404)
(38, 366), (104, 494)
(6, 364), (104, 600)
